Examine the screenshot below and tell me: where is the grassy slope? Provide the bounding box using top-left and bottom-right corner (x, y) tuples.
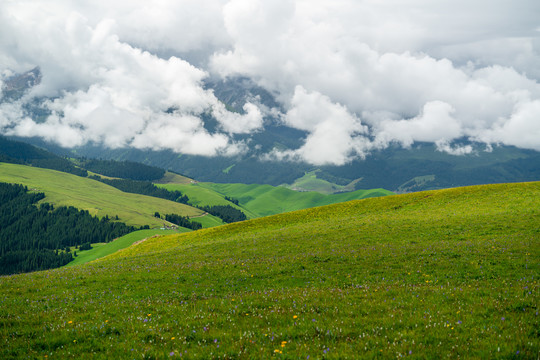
(66, 229), (191, 267)
(154, 171), (194, 185)
(1, 182), (538, 358)
(286, 170), (357, 194)
(0, 162), (205, 228)
(158, 183), (258, 219)
(159, 182), (393, 218)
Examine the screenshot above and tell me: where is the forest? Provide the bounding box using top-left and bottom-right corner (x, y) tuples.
(0, 182), (135, 275)
(0, 136), (87, 177)
(162, 213), (202, 230)
(81, 159), (165, 181)
(198, 204), (247, 223)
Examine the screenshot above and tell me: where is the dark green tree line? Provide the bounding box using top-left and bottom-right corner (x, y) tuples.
(198, 205), (247, 223)
(0, 136), (87, 177)
(163, 214), (202, 230)
(0, 182), (135, 275)
(81, 159), (165, 181)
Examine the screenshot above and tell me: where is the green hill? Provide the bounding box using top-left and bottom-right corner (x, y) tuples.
(159, 182), (393, 218)
(1, 182), (538, 358)
(0, 162), (222, 228)
(155, 171), (195, 185)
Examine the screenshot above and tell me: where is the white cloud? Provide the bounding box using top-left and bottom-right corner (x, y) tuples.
(268, 86), (370, 165)
(0, 0), (539, 164)
(476, 100), (540, 151)
(210, 0), (540, 162)
(129, 113), (236, 156)
(435, 140), (474, 156)
(212, 102), (264, 134)
(375, 101), (462, 148)
(0, 5), (263, 156)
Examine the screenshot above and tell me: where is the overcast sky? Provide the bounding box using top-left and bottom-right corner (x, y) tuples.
(1, 0), (539, 165)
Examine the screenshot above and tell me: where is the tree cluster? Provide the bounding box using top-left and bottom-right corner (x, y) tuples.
(224, 196), (240, 205)
(82, 159), (165, 181)
(0, 182), (135, 275)
(163, 213), (202, 230)
(199, 205), (247, 223)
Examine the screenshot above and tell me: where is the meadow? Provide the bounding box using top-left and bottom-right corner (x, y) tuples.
(0, 163), (222, 228)
(0, 182), (538, 358)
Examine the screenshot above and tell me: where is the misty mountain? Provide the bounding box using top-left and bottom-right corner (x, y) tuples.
(2, 71), (539, 192)
(0, 67), (42, 102)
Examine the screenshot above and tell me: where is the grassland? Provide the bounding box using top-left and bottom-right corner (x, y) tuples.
(159, 182), (393, 218)
(0, 162), (206, 228)
(1, 182), (538, 358)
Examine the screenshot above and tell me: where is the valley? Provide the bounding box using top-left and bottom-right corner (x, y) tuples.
(0, 140), (395, 272)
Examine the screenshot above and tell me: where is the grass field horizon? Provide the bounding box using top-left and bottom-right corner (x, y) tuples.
(1, 181), (538, 358)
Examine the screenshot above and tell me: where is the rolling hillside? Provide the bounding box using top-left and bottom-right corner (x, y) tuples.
(65, 228), (190, 268)
(159, 182), (393, 218)
(1, 182), (538, 358)
(0, 162), (223, 228)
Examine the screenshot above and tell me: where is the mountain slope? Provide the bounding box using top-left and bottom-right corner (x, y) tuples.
(199, 182), (392, 217)
(0, 136), (87, 176)
(0, 162), (222, 228)
(1, 182), (538, 358)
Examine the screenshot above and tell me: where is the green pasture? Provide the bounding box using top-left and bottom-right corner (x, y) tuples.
(159, 182), (393, 218)
(158, 182), (258, 219)
(189, 213), (225, 228)
(0, 163), (205, 228)
(1, 182), (538, 358)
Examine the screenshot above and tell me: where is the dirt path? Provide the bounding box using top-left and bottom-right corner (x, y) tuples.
(189, 212), (208, 219)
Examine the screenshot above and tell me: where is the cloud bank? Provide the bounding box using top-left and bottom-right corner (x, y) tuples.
(1, 0), (539, 165)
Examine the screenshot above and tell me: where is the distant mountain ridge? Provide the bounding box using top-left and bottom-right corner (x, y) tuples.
(2, 71), (539, 191)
